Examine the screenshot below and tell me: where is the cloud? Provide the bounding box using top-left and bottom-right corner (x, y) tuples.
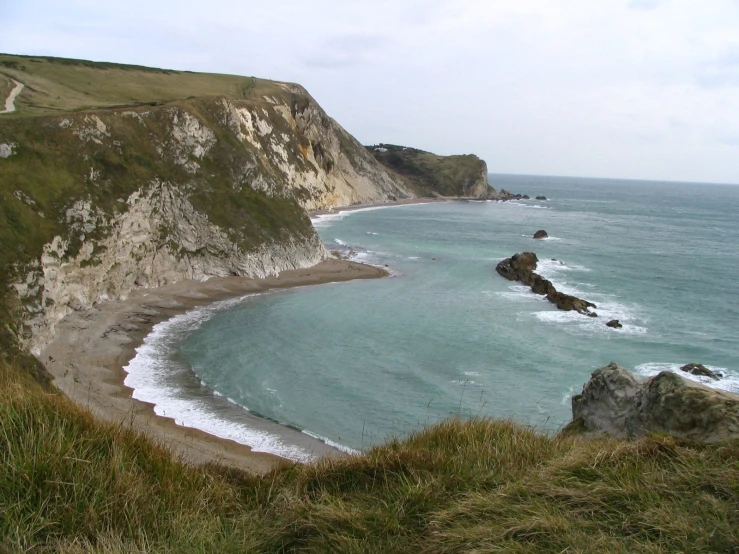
(302, 34), (388, 69)
(628, 0), (663, 10)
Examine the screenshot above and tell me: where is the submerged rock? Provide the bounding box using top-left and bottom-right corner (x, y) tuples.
(569, 362), (739, 443)
(535, 195), (547, 201)
(680, 363), (720, 380)
(606, 319), (622, 328)
(533, 230), (548, 239)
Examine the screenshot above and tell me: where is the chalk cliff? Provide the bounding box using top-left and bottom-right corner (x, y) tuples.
(0, 55), (425, 354)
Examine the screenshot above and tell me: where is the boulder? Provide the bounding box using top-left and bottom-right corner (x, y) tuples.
(606, 319), (622, 328)
(546, 290), (597, 315)
(569, 362), (739, 443)
(535, 195), (547, 201)
(680, 363), (720, 380)
(495, 252), (538, 280)
(533, 230), (548, 239)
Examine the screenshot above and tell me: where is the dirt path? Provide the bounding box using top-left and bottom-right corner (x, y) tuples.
(0, 79), (24, 114)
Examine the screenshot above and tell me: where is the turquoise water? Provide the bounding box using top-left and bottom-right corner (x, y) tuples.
(125, 175), (739, 459)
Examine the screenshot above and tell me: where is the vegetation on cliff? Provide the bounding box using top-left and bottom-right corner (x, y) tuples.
(367, 143), (492, 198)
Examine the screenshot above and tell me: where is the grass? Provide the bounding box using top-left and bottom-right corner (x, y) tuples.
(0, 53), (289, 116)
(2, 356), (738, 552)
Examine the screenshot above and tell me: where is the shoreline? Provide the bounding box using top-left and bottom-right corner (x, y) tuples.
(41, 259), (388, 475)
(308, 196), (475, 218)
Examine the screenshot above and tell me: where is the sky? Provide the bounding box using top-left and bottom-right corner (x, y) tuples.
(3, 0), (739, 184)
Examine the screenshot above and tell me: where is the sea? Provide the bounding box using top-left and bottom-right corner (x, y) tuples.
(123, 174), (739, 461)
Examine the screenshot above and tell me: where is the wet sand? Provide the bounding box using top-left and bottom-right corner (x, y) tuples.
(41, 259), (387, 475)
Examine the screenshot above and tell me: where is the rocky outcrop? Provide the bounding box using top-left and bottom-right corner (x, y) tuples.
(366, 143), (492, 198)
(535, 196), (547, 201)
(495, 252), (597, 316)
(606, 319), (622, 328)
(569, 362), (739, 443)
(533, 230), (548, 239)
(680, 363), (720, 380)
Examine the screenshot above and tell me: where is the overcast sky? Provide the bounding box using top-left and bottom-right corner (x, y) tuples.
(3, 0), (739, 184)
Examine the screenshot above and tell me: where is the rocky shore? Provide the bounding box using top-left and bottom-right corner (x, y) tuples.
(569, 362), (739, 443)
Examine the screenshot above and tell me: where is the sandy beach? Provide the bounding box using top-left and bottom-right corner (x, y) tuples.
(40, 259), (387, 475)
(308, 196), (461, 217)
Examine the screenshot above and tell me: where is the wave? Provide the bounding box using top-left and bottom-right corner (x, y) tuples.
(508, 202), (550, 209)
(635, 362), (739, 394)
(303, 430), (360, 455)
(311, 202), (435, 228)
(123, 295), (331, 462)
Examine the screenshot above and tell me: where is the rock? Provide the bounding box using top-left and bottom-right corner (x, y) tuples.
(522, 195), (530, 200)
(495, 252), (596, 316)
(495, 252), (538, 280)
(546, 290), (597, 315)
(533, 230), (548, 239)
(606, 319), (622, 328)
(680, 363), (720, 380)
(569, 362), (739, 443)
(535, 195), (547, 201)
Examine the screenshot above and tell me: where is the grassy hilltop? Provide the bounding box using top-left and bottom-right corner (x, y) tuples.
(0, 53), (284, 116)
(1, 55), (739, 552)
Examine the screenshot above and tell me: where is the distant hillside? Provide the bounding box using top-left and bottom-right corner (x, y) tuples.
(367, 143), (494, 198)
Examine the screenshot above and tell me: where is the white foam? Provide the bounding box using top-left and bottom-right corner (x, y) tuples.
(310, 202), (435, 228)
(334, 238), (347, 246)
(635, 362), (739, 394)
(123, 295), (320, 462)
(303, 430), (360, 455)
(508, 202), (550, 209)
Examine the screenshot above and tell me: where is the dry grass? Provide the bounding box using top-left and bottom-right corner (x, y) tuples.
(2, 356), (738, 552)
(0, 53), (290, 116)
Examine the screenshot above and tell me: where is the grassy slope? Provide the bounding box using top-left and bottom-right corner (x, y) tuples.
(0, 53), (286, 116)
(2, 358), (738, 552)
(2, 54), (739, 552)
(368, 143), (487, 197)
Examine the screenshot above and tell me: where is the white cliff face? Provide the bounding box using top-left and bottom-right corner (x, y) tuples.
(17, 181), (326, 354)
(219, 97), (413, 210)
(6, 88), (416, 353)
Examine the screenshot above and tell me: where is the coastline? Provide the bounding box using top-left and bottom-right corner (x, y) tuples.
(40, 259), (388, 475)
(308, 196), (467, 218)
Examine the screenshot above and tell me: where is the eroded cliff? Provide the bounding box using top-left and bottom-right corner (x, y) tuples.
(0, 56), (418, 353)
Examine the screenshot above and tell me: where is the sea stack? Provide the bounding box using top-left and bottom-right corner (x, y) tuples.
(533, 230), (548, 239)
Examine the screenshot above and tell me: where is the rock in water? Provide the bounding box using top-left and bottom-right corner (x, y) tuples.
(495, 252), (597, 316)
(495, 252), (538, 280)
(533, 230), (548, 239)
(569, 362), (739, 443)
(535, 195), (547, 200)
(680, 363), (720, 380)
(606, 319), (622, 328)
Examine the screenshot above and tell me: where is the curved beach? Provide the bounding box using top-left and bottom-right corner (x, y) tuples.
(40, 259), (387, 474)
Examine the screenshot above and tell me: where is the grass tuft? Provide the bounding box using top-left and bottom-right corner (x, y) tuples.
(2, 355), (739, 551)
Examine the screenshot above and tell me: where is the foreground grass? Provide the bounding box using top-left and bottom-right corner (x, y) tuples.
(2, 358), (738, 553)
